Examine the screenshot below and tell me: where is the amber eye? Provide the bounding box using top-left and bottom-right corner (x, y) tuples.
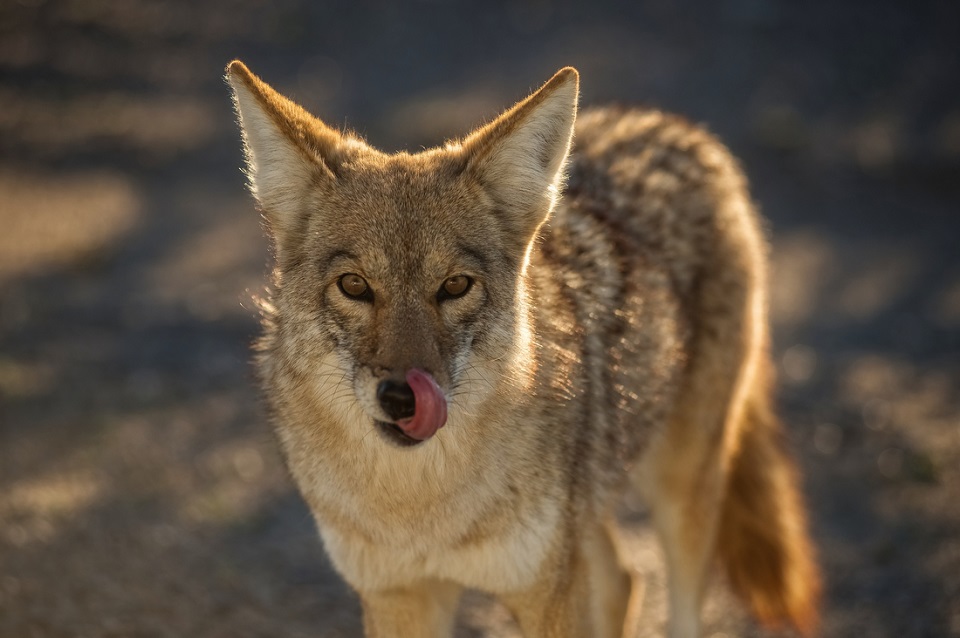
(438, 275), (472, 301)
(338, 274), (371, 301)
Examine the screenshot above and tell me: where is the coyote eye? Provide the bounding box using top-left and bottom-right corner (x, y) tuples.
(338, 274), (372, 301)
(438, 275), (472, 301)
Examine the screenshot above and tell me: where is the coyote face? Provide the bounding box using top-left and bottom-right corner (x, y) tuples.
(230, 64), (575, 448)
(277, 156), (531, 446)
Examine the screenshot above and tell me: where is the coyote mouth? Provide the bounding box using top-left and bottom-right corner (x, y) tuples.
(374, 420), (426, 447)
(373, 369), (448, 445)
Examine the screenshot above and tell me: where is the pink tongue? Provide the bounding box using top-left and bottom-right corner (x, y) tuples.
(395, 368), (447, 440)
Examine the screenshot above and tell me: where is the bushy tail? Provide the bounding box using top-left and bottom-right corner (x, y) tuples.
(718, 384), (821, 636)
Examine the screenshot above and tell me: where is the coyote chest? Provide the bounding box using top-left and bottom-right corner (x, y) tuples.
(309, 463), (563, 593)
(277, 387), (571, 592)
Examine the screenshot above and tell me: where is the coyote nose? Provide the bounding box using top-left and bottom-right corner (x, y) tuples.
(377, 379), (416, 421)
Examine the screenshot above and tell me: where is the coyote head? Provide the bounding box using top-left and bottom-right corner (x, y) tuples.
(227, 62), (578, 448)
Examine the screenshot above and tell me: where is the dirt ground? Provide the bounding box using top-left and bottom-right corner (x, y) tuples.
(1, 1), (959, 636)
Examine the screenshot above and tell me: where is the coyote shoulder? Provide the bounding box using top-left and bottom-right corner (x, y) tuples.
(227, 61), (820, 637)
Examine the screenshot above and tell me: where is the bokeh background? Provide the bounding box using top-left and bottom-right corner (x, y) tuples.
(1, 1), (959, 636)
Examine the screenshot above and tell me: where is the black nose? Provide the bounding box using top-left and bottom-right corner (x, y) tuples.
(377, 379), (416, 420)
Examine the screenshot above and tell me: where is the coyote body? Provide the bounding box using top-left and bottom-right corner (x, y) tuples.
(227, 62), (820, 638)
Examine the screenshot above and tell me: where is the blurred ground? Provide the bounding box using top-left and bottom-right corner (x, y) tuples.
(1, 1), (959, 636)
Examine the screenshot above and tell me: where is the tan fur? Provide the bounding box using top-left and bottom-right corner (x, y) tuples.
(718, 364), (821, 635)
(226, 60), (821, 637)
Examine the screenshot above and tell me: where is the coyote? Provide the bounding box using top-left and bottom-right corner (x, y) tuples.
(226, 61), (820, 637)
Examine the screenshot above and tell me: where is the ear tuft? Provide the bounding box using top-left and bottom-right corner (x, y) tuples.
(224, 59), (250, 82)
(545, 66), (579, 91)
(461, 67), (579, 246)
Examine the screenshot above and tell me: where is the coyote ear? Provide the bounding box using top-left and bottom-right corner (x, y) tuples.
(225, 60), (361, 253)
(460, 67), (579, 248)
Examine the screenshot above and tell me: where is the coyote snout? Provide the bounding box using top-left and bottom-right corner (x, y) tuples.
(351, 363), (450, 446)
(374, 369), (448, 443)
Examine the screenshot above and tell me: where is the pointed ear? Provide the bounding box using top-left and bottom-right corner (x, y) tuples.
(225, 60), (362, 254)
(460, 67), (579, 246)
